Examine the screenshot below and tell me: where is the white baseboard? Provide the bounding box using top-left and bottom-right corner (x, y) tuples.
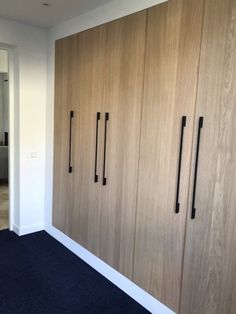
(12, 224), (20, 235)
(45, 225), (175, 314)
(13, 223), (44, 236)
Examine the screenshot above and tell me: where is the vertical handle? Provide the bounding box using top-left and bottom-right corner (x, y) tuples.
(102, 112), (109, 186)
(191, 117), (204, 219)
(94, 112), (101, 182)
(68, 110), (74, 173)
(175, 116), (187, 214)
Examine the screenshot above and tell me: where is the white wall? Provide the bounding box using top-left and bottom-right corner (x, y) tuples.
(0, 17), (47, 234)
(45, 1), (175, 313)
(0, 49), (8, 73)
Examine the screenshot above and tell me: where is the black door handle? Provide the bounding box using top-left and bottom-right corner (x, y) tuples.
(191, 117), (204, 219)
(68, 110), (74, 173)
(94, 112), (101, 183)
(175, 116), (187, 213)
(102, 113), (109, 186)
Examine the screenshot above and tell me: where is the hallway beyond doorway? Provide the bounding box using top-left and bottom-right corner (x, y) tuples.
(0, 182), (8, 230)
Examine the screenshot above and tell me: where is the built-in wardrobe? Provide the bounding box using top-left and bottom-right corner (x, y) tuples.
(53, 0), (236, 313)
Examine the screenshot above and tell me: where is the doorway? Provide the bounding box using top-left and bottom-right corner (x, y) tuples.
(0, 48), (9, 230)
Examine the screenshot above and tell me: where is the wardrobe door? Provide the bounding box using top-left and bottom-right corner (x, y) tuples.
(68, 26), (107, 256)
(181, 1), (236, 313)
(133, 0), (204, 312)
(99, 11), (146, 278)
(53, 35), (77, 233)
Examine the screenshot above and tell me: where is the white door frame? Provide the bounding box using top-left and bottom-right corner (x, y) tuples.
(0, 45), (17, 231)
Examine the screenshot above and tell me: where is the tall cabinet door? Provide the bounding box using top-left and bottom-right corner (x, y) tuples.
(53, 35), (78, 232)
(99, 11), (147, 278)
(181, 1), (236, 313)
(133, 0), (204, 312)
(68, 26), (107, 256)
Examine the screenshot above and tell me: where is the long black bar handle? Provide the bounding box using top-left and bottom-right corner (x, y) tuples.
(68, 110), (74, 173)
(102, 113), (109, 186)
(94, 112), (101, 183)
(191, 117), (204, 219)
(175, 116), (187, 214)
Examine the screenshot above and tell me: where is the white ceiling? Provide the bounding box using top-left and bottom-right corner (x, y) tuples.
(0, 0), (113, 28)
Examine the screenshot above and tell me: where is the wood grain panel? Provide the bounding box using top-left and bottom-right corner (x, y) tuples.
(67, 26), (107, 256)
(99, 11), (147, 278)
(181, 1), (236, 313)
(133, 0), (204, 312)
(53, 35), (78, 232)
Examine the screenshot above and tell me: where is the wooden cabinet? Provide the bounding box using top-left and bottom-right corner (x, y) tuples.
(180, 0), (236, 313)
(132, 0), (204, 312)
(53, 12), (147, 277)
(53, 1), (236, 313)
(99, 11), (146, 279)
(68, 26), (107, 256)
(53, 35), (77, 233)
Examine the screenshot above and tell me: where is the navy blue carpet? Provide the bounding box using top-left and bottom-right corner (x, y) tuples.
(0, 230), (149, 314)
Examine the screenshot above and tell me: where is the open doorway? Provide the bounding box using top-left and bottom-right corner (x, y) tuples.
(0, 49), (9, 230)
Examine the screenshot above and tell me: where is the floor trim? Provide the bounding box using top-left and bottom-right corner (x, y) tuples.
(46, 225), (175, 314)
(13, 223), (44, 236)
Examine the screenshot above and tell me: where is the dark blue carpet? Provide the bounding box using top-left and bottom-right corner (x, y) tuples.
(0, 230), (149, 314)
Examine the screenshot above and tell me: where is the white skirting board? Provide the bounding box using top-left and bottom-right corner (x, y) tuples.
(13, 223), (44, 236)
(46, 225), (175, 314)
